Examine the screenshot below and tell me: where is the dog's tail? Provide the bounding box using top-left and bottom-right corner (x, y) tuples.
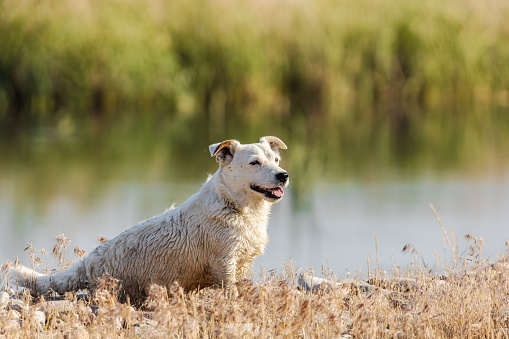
(5, 261), (89, 295)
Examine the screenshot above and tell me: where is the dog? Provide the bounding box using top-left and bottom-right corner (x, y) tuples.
(6, 136), (289, 305)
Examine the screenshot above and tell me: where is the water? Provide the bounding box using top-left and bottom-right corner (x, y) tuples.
(264, 176), (509, 276)
(2, 173), (509, 279)
(1, 114), (509, 280)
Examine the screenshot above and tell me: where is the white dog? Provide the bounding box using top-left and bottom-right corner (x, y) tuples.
(6, 136), (289, 305)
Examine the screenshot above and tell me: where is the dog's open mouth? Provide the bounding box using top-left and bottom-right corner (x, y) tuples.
(250, 185), (285, 200)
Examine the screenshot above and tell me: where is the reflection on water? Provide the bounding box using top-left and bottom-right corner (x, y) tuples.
(1, 111), (509, 277)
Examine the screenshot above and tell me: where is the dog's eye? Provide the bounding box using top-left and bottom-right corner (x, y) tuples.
(250, 160), (261, 166)
(275, 158), (280, 164)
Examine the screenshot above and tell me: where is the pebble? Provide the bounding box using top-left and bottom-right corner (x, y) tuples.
(89, 305), (100, 315)
(297, 274), (335, 293)
(134, 318), (165, 337)
(4, 319), (21, 331)
(0, 291), (9, 309)
(34, 310), (46, 326)
(297, 274), (376, 294)
(0, 308), (21, 328)
(40, 299), (76, 316)
(337, 278), (377, 294)
(115, 317), (124, 331)
(8, 298), (28, 313)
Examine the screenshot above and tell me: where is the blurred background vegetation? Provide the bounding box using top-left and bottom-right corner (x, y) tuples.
(1, 0), (509, 208)
(3, 0), (509, 117)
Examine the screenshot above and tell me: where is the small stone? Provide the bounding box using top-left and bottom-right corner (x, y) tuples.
(297, 274), (335, 293)
(76, 293), (89, 301)
(34, 310), (46, 326)
(0, 291), (10, 309)
(297, 274), (378, 295)
(4, 319), (21, 331)
(3, 308), (21, 320)
(89, 305), (100, 316)
(135, 318), (163, 337)
(6, 287), (15, 296)
(40, 299), (75, 316)
(337, 278), (377, 294)
(122, 306), (140, 327)
(140, 318), (159, 327)
(40, 299), (79, 323)
(55, 318), (66, 327)
(115, 317), (124, 331)
(8, 299), (28, 313)
(142, 311), (155, 319)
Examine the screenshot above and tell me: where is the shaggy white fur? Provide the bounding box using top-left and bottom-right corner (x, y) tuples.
(6, 136), (289, 305)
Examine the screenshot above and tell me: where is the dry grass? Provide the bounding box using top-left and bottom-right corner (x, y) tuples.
(1, 233), (509, 338)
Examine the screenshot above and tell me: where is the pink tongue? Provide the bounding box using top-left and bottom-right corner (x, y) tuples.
(270, 187), (284, 198)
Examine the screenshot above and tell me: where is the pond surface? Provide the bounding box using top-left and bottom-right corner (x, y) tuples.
(2, 173), (508, 278)
(1, 112), (509, 279)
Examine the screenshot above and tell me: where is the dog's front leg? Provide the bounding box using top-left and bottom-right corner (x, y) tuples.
(210, 256), (238, 298)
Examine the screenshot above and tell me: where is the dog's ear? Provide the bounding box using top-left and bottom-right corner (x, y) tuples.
(260, 136), (287, 153)
(209, 139), (239, 165)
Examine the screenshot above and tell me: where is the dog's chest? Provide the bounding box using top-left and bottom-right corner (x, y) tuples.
(233, 217), (268, 260)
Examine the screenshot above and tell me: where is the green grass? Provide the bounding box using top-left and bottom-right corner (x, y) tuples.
(2, 0), (509, 121)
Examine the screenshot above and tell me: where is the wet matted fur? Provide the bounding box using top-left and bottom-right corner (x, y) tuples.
(6, 136), (289, 305)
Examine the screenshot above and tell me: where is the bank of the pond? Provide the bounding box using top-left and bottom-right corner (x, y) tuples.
(1, 256), (509, 338)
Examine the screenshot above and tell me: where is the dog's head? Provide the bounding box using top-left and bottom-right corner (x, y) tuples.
(209, 136), (289, 202)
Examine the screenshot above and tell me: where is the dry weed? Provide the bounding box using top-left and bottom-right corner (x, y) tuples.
(1, 231), (509, 338)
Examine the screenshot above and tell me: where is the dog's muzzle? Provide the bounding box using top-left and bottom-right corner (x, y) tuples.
(250, 171), (289, 200)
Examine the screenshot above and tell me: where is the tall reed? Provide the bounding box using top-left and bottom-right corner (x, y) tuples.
(2, 0), (509, 123)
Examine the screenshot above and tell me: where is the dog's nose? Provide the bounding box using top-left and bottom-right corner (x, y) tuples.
(276, 172), (289, 183)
